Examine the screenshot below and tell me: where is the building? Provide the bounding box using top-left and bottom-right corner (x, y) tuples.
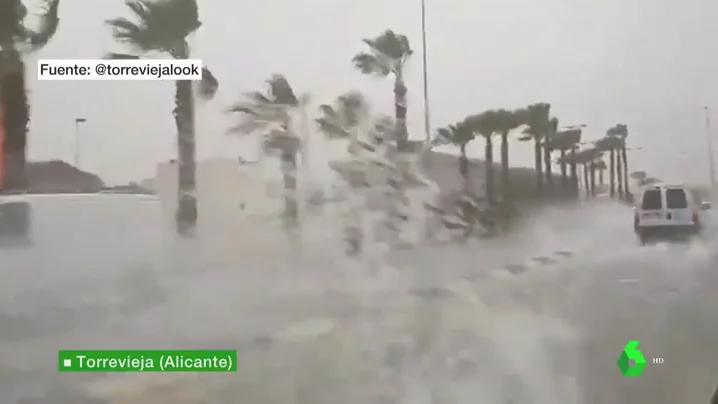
(153, 158), (285, 229)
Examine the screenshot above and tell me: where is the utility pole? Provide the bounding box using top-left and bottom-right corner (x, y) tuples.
(74, 117), (87, 168)
(421, 0), (431, 143)
(704, 106), (716, 186)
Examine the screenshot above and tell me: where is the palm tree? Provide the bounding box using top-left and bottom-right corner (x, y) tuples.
(316, 91), (370, 254)
(465, 110), (499, 204)
(316, 91), (369, 155)
(436, 122), (474, 190)
(572, 147), (599, 197)
(228, 74), (303, 229)
(352, 29), (413, 152)
(543, 116), (559, 190)
(595, 134), (623, 199)
(106, 0), (219, 236)
(0, 0), (59, 191)
(608, 142), (616, 198)
(550, 127), (582, 191)
(520, 103), (551, 196)
(494, 108), (526, 201)
(607, 124), (630, 198)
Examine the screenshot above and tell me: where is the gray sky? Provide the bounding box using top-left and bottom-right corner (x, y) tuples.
(24, 0), (718, 185)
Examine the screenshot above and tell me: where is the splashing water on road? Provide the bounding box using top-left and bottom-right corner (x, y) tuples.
(1, 195), (717, 403)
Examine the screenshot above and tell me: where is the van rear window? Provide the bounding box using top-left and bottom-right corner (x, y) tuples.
(666, 188), (688, 209)
(641, 190), (662, 209)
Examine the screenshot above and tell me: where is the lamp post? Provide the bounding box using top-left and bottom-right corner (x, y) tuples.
(74, 117), (86, 168)
(704, 106), (716, 187)
(421, 0), (431, 143)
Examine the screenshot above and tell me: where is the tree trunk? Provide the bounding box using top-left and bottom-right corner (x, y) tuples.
(344, 131), (364, 255)
(0, 51), (29, 238)
(544, 142), (553, 192)
(609, 149), (616, 198)
(622, 146), (630, 197)
(500, 130), (510, 201)
(459, 144), (469, 190)
(560, 149), (568, 186)
(387, 73), (409, 245)
(583, 163), (590, 197)
(534, 137), (544, 196)
(616, 147), (624, 197)
(485, 136), (495, 204)
(589, 160), (596, 196)
(174, 78), (197, 236)
(394, 75), (408, 152)
(0, 51), (28, 192)
(280, 150), (299, 228)
(569, 148), (579, 197)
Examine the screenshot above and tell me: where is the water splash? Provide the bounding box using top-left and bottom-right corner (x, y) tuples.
(5, 192), (716, 403)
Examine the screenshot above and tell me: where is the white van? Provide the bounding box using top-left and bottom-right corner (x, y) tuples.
(633, 184), (711, 243)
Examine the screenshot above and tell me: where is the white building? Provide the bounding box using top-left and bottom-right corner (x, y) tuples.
(153, 158), (285, 230)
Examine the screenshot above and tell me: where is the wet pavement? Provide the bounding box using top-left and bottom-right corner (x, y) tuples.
(0, 194), (717, 403)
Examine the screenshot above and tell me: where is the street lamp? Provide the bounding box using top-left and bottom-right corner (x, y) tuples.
(74, 117), (86, 168)
(421, 0), (431, 142)
(703, 106), (716, 187)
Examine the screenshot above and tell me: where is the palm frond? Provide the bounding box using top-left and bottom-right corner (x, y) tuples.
(196, 66), (218, 100)
(368, 115), (396, 144)
(364, 30), (413, 61)
(606, 123), (628, 138)
(227, 116), (273, 135)
(436, 127), (452, 143)
(492, 108), (525, 135)
(26, 0), (60, 51)
(103, 52), (140, 59)
(242, 91), (271, 106)
(106, 16), (154, 50)
(352, 52), (390, 76)
(465, 110), (499, 139)
(263, 129), (300, 155)
(227, 104), (291, 136)
(315, 104), (346, 138)
(318, 104), (336, 117)
(523, 102), (552, 139)
(227, 75), (303, 149)
(315, 117), (346, 139)
(107, 0), (201, 53)
(594, 135), (623, 151)
(267, 74), (298, 106)
(316, 90), (369, 140)
(550, 116), (559, 133)
(437, 122), (474, 147)
(337, 90), (368, 125)
(355, 29), (412, 77)
(550, 128), (582, 150)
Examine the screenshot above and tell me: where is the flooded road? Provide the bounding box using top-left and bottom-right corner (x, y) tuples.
(1, 194), (717, 403)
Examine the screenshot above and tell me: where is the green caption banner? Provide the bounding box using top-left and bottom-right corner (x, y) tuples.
(58, 350), (237, 372)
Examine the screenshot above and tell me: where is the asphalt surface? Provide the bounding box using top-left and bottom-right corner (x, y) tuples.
(1, 194), (717, 403)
